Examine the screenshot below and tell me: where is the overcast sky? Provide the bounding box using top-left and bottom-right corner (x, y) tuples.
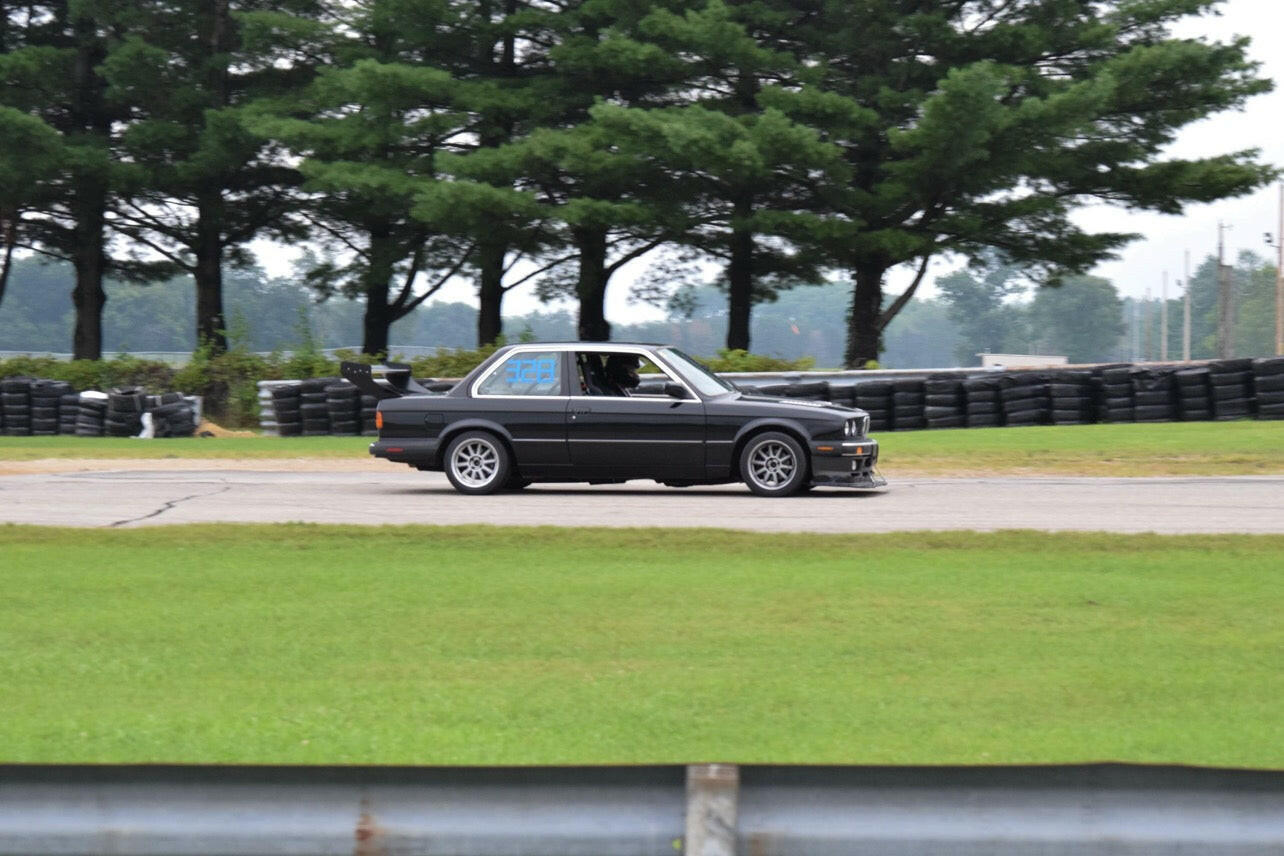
(262, 0), (1284, 322)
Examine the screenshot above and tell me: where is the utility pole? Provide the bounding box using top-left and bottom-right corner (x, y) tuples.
(1217, 221), (1233, 359)
(1143, 288), (1153, 361)
(1277, 184), (1283, 356)
(1183, 250), (1192, 361)
(1160, 271), (1169, 361)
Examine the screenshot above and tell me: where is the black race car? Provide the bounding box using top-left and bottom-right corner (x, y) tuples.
(342, 343), (884, 497)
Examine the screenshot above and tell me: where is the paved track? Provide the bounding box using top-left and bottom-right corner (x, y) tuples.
(1, 468), (1282, 533)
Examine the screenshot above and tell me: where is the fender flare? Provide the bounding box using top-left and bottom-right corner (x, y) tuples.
(729, 419), (814, 478)
(435, 419), (516, 467)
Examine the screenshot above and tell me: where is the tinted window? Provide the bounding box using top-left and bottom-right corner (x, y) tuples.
(476, 351), (564, 396)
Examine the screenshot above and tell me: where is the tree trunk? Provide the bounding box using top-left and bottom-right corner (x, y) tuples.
(70, 186), (108, 360)
(844, 261), (887, 368)
(725, 195), (754, 351)
(362, 231), (397, 356)
(476, 237), (505, 346)
(194, 190), (227, 352)
(574, 227), (610, 341)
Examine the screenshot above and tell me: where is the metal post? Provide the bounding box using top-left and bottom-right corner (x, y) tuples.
(685, 764), (738, 856)
(1160, 271), (1169, 361)
(1183, 250), (1192, 361)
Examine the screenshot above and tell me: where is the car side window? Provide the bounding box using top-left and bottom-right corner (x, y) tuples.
(575, 352), (677, 397)
(476, 351), (564, 396)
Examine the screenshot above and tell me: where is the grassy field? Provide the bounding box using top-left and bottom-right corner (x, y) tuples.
(2, 524), (1280, 766)
(1, 419), (1282, 475)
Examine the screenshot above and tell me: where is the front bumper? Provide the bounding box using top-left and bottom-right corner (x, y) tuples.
(809, 439), (887, 489)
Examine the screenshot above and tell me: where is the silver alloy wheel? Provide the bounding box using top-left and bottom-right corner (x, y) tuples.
(450, 438), (500, 488)
(747, 440), (797, 490)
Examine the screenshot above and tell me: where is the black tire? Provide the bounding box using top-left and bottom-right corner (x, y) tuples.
(300, 402), (328, 419)
(444, 430), (512, 495)
(967, 415), (1001, 427)
(892, 391), (924, 406)
(1133, 390), (1171, 407)
(277, 422), (303, 436)
(1134, 405), (1174, 421)
(924, 406), (962, 420)
(1252, 357), (1284, 377)
(1255, 391), (1284, 407)
(1211, 383), (1249, 401)
(1003, 397), (1042, 414)
(1253, 374), (1284, 393)
(1257, 402), (1284, 419)
(1209, 370), (1251, 387)
(1180, 409), (1212, 422)
(739, 431), (809, 497)
(966, 401), (999, 415)
(924, 394), (962, 408)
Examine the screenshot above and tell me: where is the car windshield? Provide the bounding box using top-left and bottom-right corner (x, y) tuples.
(659, 348), (736, 397)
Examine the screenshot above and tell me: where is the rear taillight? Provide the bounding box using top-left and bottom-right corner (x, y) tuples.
(375, 410), (383, 430)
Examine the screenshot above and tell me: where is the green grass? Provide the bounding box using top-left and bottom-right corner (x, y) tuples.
(2, 420), (1282, 475)
(882, 419), (1284, 475)
(2, 524), (1280, 766)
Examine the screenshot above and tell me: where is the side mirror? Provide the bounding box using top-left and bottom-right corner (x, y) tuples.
(664, 382), (688, 399)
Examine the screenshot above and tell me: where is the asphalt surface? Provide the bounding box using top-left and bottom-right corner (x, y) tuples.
(2, 468), (1282, 533)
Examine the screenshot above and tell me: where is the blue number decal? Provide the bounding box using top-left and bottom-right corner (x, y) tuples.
(502, 356), (558, 390)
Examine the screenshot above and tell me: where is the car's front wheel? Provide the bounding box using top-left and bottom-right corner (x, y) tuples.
(444, 430), (512, 495)
(740, 431), (809, 497)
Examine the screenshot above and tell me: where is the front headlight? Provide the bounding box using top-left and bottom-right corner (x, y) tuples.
(861, 415), (870, 436)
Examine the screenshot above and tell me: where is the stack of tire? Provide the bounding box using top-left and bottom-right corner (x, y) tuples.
(105, 387), (147, 436)
(325, 381), (361, 435)
(75, 391), (108, 436)
(268, 384), (303, 436)
(1209, 358), (1254, 420)
(149, 392), (198, 437)
(59, 391), (81, 434)
(1098, 366), (1135, 423)
(923, 374), (965, 429)
(1000, 373), (1049, 427)
(1253, 357), (1284, 420)
(891, 378), (926, 430)
(299, 378), (334, 436)
(962, 376), (1003, 428)
(1048, 371), (1094, 425)
(1130, 368), (1176, 423)
(784, 380), (830, 402)
(1173, 367), (1212, 421)
(851, 381), (893, 432)
(1, 376), (33, 435)
(361, 395), (379, 435)
(29, 380), (72, 435)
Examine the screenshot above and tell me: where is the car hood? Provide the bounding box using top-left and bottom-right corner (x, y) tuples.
(731, 393), (864, 419)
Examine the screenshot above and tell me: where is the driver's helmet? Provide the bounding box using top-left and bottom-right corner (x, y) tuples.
(604, 354), (641, 390)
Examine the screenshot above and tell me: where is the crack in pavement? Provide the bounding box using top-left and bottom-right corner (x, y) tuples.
(106, 485), (232, 528)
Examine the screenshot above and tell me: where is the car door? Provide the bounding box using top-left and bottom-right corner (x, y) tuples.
(566, 351), (705, 477)
(467, 348), (571, 473)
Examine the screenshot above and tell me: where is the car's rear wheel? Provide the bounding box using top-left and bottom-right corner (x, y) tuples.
(444, 431), (511, 495)
(740, 431), (809, 497)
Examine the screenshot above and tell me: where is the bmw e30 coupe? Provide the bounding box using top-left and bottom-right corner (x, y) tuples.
(342, 342), (884, 497)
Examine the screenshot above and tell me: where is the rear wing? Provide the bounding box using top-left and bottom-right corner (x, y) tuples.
(340, 360), (436, 400)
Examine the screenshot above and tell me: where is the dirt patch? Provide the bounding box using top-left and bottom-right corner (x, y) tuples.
(195, 420), (257, 438)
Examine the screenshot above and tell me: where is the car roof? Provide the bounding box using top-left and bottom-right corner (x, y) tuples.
(497, 342), (670, 351)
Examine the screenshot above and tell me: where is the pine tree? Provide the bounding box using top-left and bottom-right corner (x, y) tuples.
(767, 0), (1276, 367)
(101, 0), (320, 353)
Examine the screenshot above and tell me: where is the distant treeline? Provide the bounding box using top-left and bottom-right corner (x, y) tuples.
(4, 253), (1275, 368)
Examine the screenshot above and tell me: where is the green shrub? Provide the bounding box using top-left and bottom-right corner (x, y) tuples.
(701, 349), (816, 372)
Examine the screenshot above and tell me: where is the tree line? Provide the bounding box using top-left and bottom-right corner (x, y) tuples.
(0, 0), (1275, 366)
(12, 251), (1276, 367)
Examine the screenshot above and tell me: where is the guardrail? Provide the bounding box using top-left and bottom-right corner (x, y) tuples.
(2, 763), (1282, 855)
